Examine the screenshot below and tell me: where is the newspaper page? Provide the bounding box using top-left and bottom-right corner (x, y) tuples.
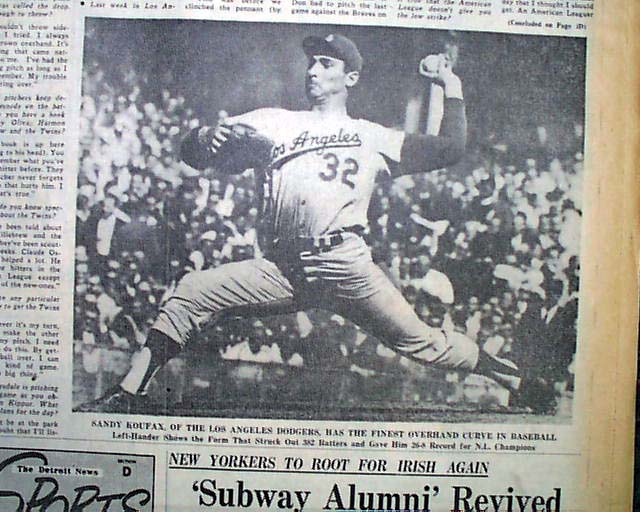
(0, 0), (637, 509)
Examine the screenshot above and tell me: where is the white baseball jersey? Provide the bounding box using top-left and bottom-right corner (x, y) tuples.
(229, 108), (405, 239)
(152, 104), (479, 374)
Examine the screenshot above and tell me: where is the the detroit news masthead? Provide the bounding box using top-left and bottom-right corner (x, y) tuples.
(0, 0), (637, 511)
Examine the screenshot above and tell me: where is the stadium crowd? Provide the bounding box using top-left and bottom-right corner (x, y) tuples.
(74, 62), (582, 407)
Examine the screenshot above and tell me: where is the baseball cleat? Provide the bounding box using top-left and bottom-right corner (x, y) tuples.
(74, 386), (143, 414)
(511, 375), (556, 414)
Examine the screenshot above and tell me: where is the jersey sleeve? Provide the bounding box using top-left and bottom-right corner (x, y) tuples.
(366, 121), (405, 176)
(393, 98), (467, 177)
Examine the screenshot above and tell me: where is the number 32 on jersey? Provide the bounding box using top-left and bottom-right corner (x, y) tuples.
(319, 152), (359, 189)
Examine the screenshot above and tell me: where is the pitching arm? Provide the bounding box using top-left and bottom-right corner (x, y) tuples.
(392, 57), (467, 177)
(396, 99), (466, 176)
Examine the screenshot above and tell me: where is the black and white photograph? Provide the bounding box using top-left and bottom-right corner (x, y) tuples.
(71, 19), (585, 423)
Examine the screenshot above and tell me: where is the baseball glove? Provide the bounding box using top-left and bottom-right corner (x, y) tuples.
(181, 123), (274, 174)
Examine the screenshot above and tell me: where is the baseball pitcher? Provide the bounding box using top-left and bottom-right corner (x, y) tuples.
(78, 34), (554, 414)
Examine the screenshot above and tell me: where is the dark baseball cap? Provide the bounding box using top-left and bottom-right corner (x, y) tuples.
(302, 34), (363, 72)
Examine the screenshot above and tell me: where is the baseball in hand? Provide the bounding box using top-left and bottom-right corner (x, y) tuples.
(420, 54), (441, 75)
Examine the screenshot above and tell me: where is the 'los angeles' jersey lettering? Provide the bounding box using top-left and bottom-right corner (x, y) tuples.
(227, 108), (405, 238)
(288, 128), (362, 153)
(271, 129), (362, 165)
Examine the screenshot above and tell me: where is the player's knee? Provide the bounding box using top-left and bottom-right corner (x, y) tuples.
(174, 269), (208, 296)
(170, 267), (234, 317)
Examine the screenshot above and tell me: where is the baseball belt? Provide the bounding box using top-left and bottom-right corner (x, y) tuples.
(272, 225), (365, 256)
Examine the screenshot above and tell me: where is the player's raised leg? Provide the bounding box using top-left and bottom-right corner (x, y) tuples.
(75, 258), (296, 413)
(328, 261), (480, 370)
(323, 256), (554, 412)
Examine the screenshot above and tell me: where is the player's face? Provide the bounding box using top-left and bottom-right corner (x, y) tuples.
(305, 55), (359, 104)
